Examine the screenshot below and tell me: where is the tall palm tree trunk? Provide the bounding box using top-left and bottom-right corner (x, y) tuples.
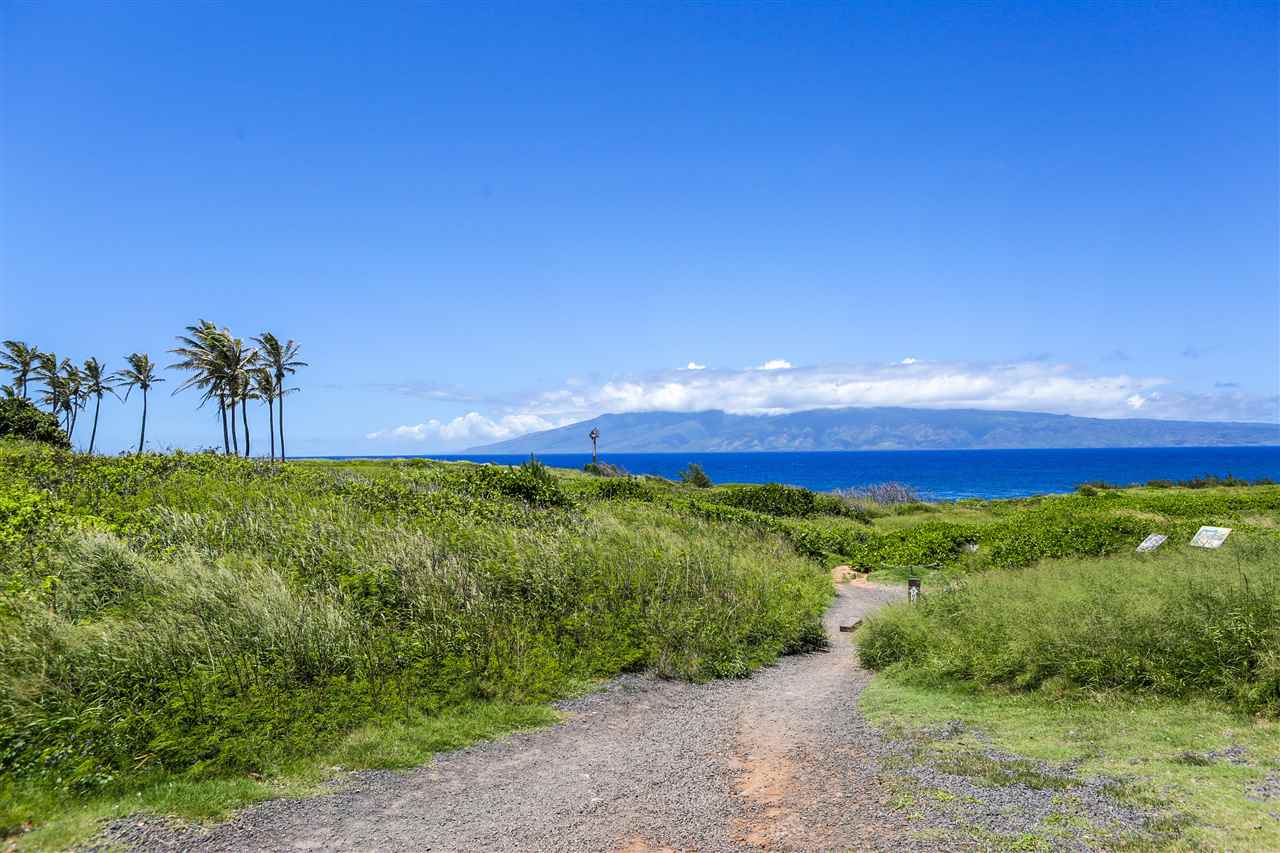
(229, 395), (239, 456)
(219, 394), (230, 454)
(267, 397), (276, 461)
(89, 395), (101, 454)
(278, 385), (286, 462)
(137, 390), (148, 453)
(241, 397), (250, 458)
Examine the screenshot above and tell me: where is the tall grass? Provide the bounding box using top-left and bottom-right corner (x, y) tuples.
(857, 538), (1280, 713)
(0, 442), (829, 802)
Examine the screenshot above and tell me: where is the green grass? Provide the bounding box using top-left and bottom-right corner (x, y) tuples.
(321, 701), (559, 770)
(3, 701), (558, 852)
(0, 442), (831, 848)
(573, 467), (1280, 580)
(5, 441), (1278, 849)
(861, 678), (1280, 850)
(856, 540), (1280, 713)
(856, 530), (1280, 848)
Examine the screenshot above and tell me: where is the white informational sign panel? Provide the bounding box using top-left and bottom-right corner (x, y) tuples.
(1189, 526), (1232, 549)
(1136, 534), (1167, 553)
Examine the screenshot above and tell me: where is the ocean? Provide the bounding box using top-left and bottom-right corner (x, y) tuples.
(320, 445), (1280, 500)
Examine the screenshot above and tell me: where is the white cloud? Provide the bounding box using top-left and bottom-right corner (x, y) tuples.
(684, 361), (706, 370)
(365, 412), (572, 445)
(504, 361), (1172, 420)
(367, 359), (1278, 449)
(900, 357), (918, 365)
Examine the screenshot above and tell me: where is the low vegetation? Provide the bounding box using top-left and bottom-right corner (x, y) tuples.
(677, 461), (713, 488)
(0, 442), (828, 847)
(854, 482), (1280, 849)
(833, 480), (920, 506)
(570, 465), (1280, 581)
(0, 398), (69, 449)
(862, 674), (1280, 850)
(857, 541), (1280, 713)
(582, 460), (629, 477)
(4, 438), (1277, 848)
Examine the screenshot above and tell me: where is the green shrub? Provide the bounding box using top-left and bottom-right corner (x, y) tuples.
(503, 456), (574, 508)
(0, 400), (69, 448)
(857, 538), (1280, 713)
(583, 461), (628, 478)
(0, 444), (830, 794)
(712, 483), (820, 517)
(583, 476), (653, 501)
(677, 463), (713, 488)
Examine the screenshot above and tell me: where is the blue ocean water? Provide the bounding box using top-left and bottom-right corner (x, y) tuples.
(321, 446), (1280, 500)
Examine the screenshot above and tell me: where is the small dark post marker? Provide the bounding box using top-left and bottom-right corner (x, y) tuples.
(589, 427), (600, 464)
(908, 576), (921, 605)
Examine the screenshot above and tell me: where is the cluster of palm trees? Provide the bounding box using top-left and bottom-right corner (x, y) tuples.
(1, 322), (305, 458)
(169, 321), (305, 460)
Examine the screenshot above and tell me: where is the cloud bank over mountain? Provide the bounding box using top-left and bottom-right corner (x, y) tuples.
(365, 359), (1279, 450)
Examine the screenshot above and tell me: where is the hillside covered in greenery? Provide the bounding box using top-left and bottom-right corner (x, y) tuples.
(0, 442), (834, 844)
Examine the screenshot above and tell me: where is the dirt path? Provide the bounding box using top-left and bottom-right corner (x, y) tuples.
(105, 579), (909, 852)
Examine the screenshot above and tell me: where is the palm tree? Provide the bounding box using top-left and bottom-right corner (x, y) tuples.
(37, 382), (63, 419)
(34, 352), (62, 415)
(251, 366), (278, 461)
(60, 360), (85, 442)
(251, 333), (305, 461)
(207, 334), (257, 458)
(113, 353), (164, 453)
(82, 358), (114, 454)
(206, 331), (255, 457)
(170, 320), (235, 454)
(234, 362), (254, 458)
(37, 381), (64, 422)
(0, 340), (39, 399)
(33, 354), (79, 439)
(237, 342), (258, 458)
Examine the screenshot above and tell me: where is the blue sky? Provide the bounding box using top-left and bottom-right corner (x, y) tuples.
(2, 1), (1276, 454)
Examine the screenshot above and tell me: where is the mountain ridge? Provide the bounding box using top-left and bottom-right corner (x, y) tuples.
(466, 407), (1280, 453)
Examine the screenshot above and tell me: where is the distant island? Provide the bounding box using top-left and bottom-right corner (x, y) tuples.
(467, 407), (1280, 453)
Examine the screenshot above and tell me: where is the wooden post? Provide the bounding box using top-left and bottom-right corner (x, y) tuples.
(589, 427), (599, 464)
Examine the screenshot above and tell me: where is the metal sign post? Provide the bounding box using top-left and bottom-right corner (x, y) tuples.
(589, 427), (600, 464)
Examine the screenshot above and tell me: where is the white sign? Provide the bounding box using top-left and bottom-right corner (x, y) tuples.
(1136, 534), (1167, 553)
(1190, 526), (1232, 549)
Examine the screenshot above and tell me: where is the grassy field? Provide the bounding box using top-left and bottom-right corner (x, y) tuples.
(856, 492), (1280, 849)
(2, 441), (1277, 849)
(569, 469), (1280, 584)
(1, 443), (834, 848)
(861, 679), (1280, 850)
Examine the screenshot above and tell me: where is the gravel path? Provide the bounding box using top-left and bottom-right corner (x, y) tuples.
(99, 578), (1152, 852)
